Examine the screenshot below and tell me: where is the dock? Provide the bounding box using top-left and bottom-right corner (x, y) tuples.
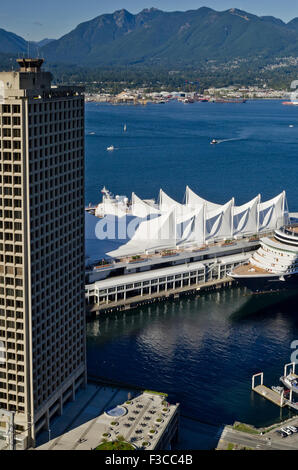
(85, 249), (252, 317)
(87, 277), (234, 317)
(253, 384), (286, 407)
(252, 365), (298, 411)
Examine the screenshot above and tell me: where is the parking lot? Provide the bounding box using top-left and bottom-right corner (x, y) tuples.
(218, 417), (298, 450)
(266, 418), (298, 447)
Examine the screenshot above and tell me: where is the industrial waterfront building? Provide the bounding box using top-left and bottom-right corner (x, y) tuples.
(0, 59), (86, 449)
(85, 238), (260, 314)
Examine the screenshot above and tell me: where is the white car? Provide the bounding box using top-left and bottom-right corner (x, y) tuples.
(281, 427), (292, 435)
(287, 426), (298, 433)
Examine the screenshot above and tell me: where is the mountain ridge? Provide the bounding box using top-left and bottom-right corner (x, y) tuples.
(1, 7), (298, 68)
(0, 28), (54, 56)
(40, 7), (298, 66)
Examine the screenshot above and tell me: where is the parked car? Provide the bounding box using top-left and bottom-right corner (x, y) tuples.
(287, 426), (298, 433)
(276, 429), (287, 438)
(281, 427), (292, 435)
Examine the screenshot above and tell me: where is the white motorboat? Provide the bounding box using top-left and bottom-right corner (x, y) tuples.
(280, 373), (298, 394)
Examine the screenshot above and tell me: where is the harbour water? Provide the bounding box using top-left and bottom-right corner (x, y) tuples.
(85, 99), (298, 208)
(85, 100), (298, 449)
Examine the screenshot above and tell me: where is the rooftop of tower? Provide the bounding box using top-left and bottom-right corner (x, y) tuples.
(16, 58), (44, 73)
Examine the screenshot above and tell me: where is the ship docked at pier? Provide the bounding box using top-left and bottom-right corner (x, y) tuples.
(230, 225), (298, 294)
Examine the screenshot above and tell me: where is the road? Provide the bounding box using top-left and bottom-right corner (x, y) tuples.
(220, 426), (298, 450)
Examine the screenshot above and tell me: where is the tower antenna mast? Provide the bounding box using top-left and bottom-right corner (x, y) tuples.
(27, 34), (30, 58)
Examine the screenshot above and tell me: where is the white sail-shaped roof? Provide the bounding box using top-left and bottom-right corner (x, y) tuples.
(258, 192), (285, 232)
(233, 195), (260, 236)
(178, 206), (205, 245)
(131, 209), (177, 246)
(205, 199), (234, 241)
(131, 192), (161, 218)
(185, 186), (223, 211)
(159, 189), (182, 211)
(107, 210), (177, 257)
(159, 189), (193, 219)
(90, 189), (289, 260)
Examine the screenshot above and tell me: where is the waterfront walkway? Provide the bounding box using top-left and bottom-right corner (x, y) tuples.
(88, 277), (234, 316)
(252, 384), (286, 407)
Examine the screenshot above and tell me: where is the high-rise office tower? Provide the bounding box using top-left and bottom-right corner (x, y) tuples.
(0, 59), (86, 449)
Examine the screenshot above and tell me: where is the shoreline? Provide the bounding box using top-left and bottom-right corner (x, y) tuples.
(85, 97), (286, 105)
(217, 416), (298, 450)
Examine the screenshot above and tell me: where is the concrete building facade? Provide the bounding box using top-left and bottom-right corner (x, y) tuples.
(0, 59), (86, 449)
(85, 252), (251, 312)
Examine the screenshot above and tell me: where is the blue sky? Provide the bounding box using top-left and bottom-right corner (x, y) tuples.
(1, 0), (298, 41)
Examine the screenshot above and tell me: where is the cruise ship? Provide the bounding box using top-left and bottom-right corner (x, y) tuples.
(230, 225), (298, 293)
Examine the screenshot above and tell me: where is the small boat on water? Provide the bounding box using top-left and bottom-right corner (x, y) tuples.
(280, 373), (298, 395)
(282, 101), (298, 106)
(210, 139), (218, 145)
(107, 145), (115, 151)
(124, 124), (127, 132)
(271, 385), (284, 395)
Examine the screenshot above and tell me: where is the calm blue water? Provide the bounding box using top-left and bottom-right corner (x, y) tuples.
(85, 100), (298, 449)
(85, 100), (298, 209)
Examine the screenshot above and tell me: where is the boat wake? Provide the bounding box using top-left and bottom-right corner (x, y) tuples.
(109, 145), (166, 151)
(216, 136), (247, 144)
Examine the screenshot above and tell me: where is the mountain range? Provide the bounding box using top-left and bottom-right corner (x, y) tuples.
(2, 7), (298, 68)
(0, 28), (54, 56)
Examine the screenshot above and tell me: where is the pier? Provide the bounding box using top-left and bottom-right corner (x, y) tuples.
(85, 251), (246, 317)
(87, 276), (234, 316)
(252, 365), (298, 411)
(252, 373), (286, 407)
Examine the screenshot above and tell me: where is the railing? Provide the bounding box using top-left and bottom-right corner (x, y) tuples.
(279, 223), (298, 238)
